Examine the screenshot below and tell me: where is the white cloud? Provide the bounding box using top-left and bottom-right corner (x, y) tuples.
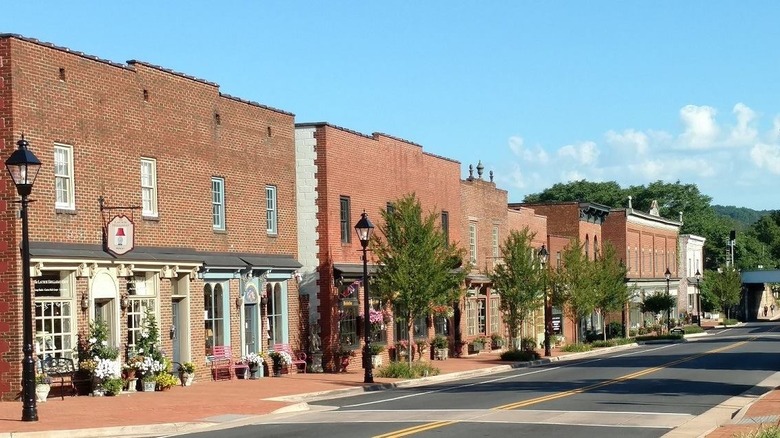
(728, 103), (758, 146)
(679, 104), (719, 149)
(627, 158), (716, 181)
(508, 135), (549, 163)
(557, 141), (599, 165)
(750, 143), (780, 174)
(561, 170), (586, 182)
(605, 129), (649, 154)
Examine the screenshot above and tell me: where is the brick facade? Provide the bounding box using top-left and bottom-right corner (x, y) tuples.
(0, 35), (300, 400)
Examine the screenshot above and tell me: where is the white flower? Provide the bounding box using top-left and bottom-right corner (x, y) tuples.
(101, 340), (108, 346)
(138, 348), (144, 353)
(89, 337), (97, 344)
(93, 358), (120, 380)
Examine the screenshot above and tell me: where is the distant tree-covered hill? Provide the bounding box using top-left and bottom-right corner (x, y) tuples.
(712, 205), (771, 229)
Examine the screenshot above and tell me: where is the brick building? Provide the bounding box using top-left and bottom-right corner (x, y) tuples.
(602, 198), (682, 330)
(510, 201), (611, 342)
(0, 35), (301, 400)
(295, 123), (462, 370)
(678, 234), (706, 322)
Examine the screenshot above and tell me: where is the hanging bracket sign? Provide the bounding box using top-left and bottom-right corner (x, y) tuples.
(105, 215), (135, 256)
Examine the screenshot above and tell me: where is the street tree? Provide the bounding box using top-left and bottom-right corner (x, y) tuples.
(701, 266), (742, 320)
(488, 228), (545, 350)
(591, 243), (631, 340)
(550, 239), (596, 343)
(640, 293), (676, 330)
(372, 194), (467, 363)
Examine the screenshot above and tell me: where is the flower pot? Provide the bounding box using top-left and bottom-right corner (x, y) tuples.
(35, 384), (50, 402)
(143, 380), (156, 392)
(339, 356), (350, 373)
(126, 377), (138, 393)
(249, 365), (263, 379)
(272, 363), (282, 377)
(434, 348), (449, 361)
(371, 354), (382, 368)
(179, 372), (194, 386)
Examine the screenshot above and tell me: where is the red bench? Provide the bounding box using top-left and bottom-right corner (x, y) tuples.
(209, 345), (248, 380)
(272, 343), (307, 374)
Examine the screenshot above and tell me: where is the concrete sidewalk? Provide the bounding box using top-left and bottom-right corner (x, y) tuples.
(0, 330), (776, 438)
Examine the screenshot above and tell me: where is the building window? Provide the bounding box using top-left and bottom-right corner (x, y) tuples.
(127, 274), (157, 356)
(626, 248), (631, 272)
(204, 283), (225, 355)
(393, 305), (427, 341)
(441, 211), (449, 247)
(386, 202), (395, 215)
(466, 299), (477, 336)
(54, 144), (75, 210)
(585, 236), (590, 260)
(469, 223), (477, 264)
(266, 283), (285, 348)
(370, 299), (388, 345)
(477, 298), (486, 335)
(340, 196), (351, 244)
(266, 185), (277, 235)
(434, 314), (449, 337)
(556, 251), (562, 268)
(339, 300), (358, 348)
(489, 296), (500, 334)
(594, 236), (599, 259)
(34, 271), (75, 360)
(140, 158), (158, 217)
(212, 177), (225, 230)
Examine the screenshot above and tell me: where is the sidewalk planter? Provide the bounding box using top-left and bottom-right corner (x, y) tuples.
(371, 354), (382, 368)
(142, 380), (156, 392)
(434, 348), (449, 360)
(35, 383), (50, 402)
(469, 342), (484, 354)
(249, 365), (264, 379)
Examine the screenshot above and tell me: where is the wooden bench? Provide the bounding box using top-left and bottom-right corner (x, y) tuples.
(209, 345), (248, 380)
(41, 356), (87, 400)
(272, 343), (307, 374)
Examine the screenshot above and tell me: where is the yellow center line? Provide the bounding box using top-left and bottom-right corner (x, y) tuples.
(374, 338), (751, 437)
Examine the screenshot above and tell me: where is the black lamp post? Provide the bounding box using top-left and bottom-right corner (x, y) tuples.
(538, 244), (550, 357)
(695, 269), (702, 327)
(665, 268), (672, 331)
(5, 135), (42, 422)
(354, 212), (375, 384)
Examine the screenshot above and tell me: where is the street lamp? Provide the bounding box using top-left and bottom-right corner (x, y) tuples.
(695, 269), (702, 327)
(354, 211), (375, 384)
(5, 135), (42, 422)
(665, 268), (672, 331)
(538, 244), (550, 357)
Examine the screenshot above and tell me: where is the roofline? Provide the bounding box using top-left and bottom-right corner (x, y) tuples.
(612, 207), (683, 227)
(1, 33), (130, 71)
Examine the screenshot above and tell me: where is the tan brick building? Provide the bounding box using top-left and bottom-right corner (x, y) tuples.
(0, 35), (301, 400)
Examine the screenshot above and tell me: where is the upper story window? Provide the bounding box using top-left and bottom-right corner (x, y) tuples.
(492, 227), (499, 265)
(212, 177), (225, 230)
(340, 196), (351, 244)
(54, 144), (75, 210)
(585, 235), (590, 260)
(140, 158), (158, 217)
(386, 202), (395, 215)
(469, 222), (477, 264)
(266, 185), (277, 235)
(441, 211), (449, 247)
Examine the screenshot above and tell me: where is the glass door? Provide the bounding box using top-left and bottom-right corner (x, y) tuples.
(244, 304), (257, 354)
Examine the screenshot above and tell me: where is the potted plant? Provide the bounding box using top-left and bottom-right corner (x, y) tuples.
(35, 373), (51, 402)
(491, 333), (505, 349)
(242, 352), (265, 379)
(415, 339), (428, 361)
(268, 351), (292, 377)
(368, 343), (384, 368)
(155, 372), (178, 391)
(333, 344), (355, 372)
(431, 335), (449, 360)
(470, 336), (487, 353)
(103, 377), (124, 396)
(178, 361), (196, 386)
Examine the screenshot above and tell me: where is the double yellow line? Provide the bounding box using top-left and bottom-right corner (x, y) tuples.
(375, 340), (748, 437)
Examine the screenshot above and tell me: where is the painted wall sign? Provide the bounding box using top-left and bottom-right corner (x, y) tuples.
(106, 215), (135, 256)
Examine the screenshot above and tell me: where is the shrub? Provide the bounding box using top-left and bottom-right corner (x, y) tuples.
(737, 425), (780, 438)
(180, 361), (195, 374)
(376, 361), (440, 379)
(500, 349), (540, 362)
(520, 337), (537, 352)
(606, 322), (624, 339)
(431, 335), (448, 350)
(103, 377), (124, 396)
(368, 343), (385, 355)
(635, 334), (683, 342)
(585, 331), (602, 343)
(155, 373), (178, 390)
(683, 325), (705, 334)
(561, 343), (592, 353)
(723, 318), (738, 326)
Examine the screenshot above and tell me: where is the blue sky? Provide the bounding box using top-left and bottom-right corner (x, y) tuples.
(3, 2), (780, 210)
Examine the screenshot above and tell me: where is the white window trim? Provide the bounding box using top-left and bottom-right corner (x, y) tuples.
(212, 177), (225, 230)
(469, 223), (477, 263)
(54, 144), (75, 210)
(140, 158), (158, 217)
(266, 185), (277, 235)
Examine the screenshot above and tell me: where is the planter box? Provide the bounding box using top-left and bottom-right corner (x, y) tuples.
(468, 342), (484, 354)
(434, 348), (448, 360)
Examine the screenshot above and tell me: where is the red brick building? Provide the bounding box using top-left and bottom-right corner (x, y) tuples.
(602, 199), (681, 330)
(295, 123), (462, 369)
(0, 35), (301, 400)
(510, 201), (611, 342)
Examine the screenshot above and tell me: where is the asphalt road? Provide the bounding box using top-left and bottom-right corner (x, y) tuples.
(177, 322), (780, 438)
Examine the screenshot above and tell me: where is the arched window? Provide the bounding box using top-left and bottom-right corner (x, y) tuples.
(585, 235), (590, 260)
(204, 283), (224, 355)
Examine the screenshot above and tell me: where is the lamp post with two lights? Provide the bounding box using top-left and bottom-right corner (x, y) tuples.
(354, 212), (375, 384)
(5, 135), (42, 422)
(695, 269), (702, 327)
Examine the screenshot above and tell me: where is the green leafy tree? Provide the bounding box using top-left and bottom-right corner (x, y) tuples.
(550, 239), (597, 343)
(524, 180), (625, 207)
(372, 194), (468, 363)
(488, 228), (545, 350)
(701, 266), (742, 320)
(640, 293), (677, 329)
(592, 243), (631, 340)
